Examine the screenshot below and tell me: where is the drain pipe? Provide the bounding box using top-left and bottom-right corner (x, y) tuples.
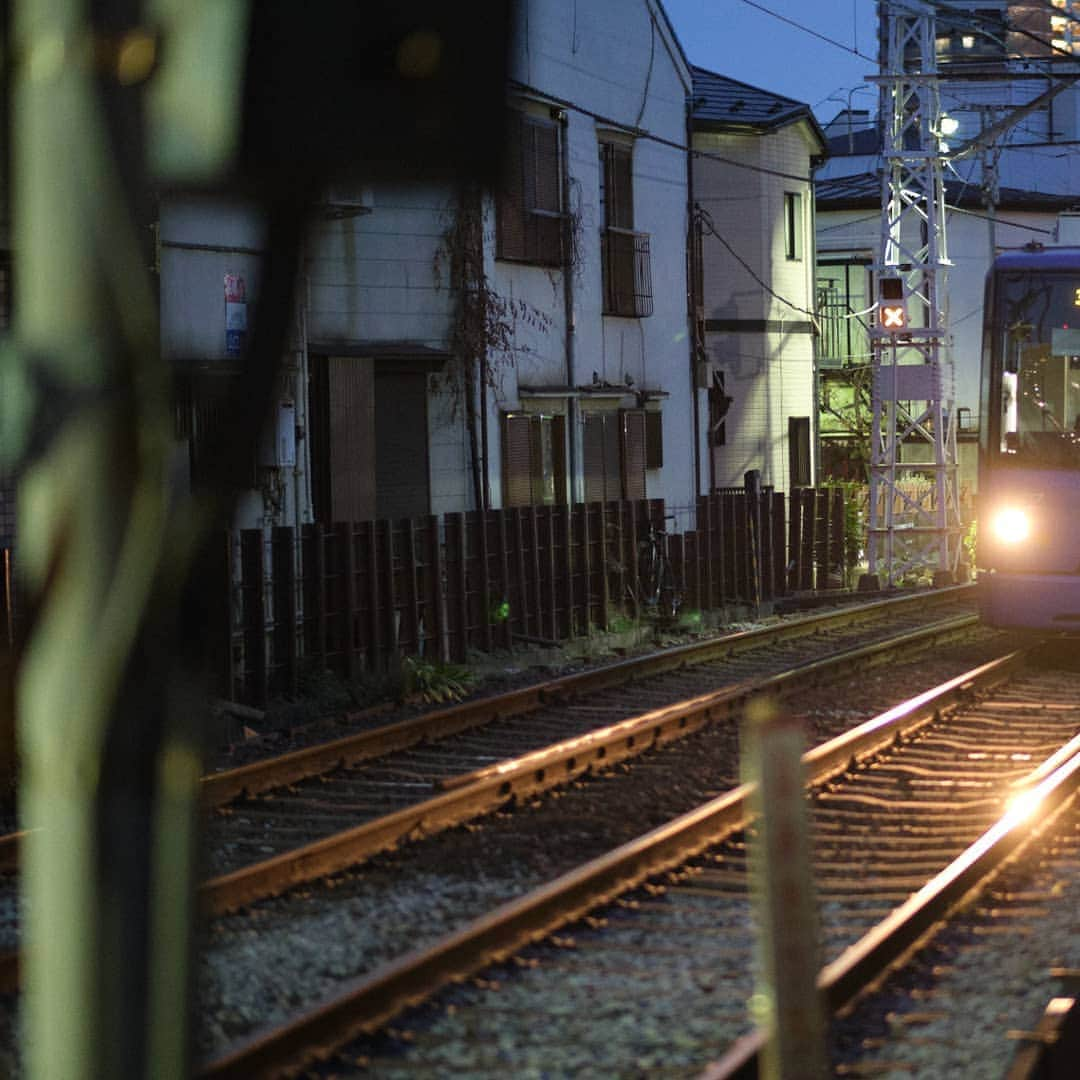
(686, 98), (702, 501)
(557, 106), (577, 502)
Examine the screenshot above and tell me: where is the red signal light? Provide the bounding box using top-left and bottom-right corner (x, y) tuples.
(881, 304), (906, 330)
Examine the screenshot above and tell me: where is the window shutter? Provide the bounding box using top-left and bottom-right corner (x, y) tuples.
(583, 412), (606, 503)
(527, 119), (562, 265)
(621, 409), (646, 501)
(645, 410), (663, 469)
(503, 413), (533, 506)
(602, 143), (634, 230)
(788, 416), (812, 488)
(497, 112), (526, 260)
(328, 357), (375, 521)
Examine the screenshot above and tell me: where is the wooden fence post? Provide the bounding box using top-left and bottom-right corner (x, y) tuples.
(271, 527), (298, 698)
(403, 518), (421, 656)
(239, 529), (268, 707)
(427, 516), (450, 663)
(476, 510), (492, 653)
(497, 510), (512, 649)
(511, 507), (528, 639)
(772, 491), (787, 598)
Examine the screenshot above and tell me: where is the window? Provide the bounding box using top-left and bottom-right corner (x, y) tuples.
(784, 192), (803, 261)
(816, 259), (872, 368)
(599, 140), (652, 317)
(496, 111), (562, 266)
(789, 416), (812, 488)
(583, 409), (646, 502)
(502, 412), (566, 507)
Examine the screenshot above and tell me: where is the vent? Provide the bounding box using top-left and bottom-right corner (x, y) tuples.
(319, 185), (375, 219)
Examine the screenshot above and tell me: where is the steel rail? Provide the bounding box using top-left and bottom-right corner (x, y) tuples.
(198, 643), (1025, 1080)
(199, 612), (980, 916)
(702, 742), (1080, 1079)
(200, 585), (976, 808)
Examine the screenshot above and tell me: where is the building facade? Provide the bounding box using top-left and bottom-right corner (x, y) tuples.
(690, 68), (826, 493)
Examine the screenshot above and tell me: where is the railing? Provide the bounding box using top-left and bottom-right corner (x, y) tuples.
(601, 227), (653, 317)
(817, 285), (870, 367)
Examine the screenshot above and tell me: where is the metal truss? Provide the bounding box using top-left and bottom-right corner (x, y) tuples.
(867, 0), (963, 586)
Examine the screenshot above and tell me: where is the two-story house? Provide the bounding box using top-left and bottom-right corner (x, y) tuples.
(159, 0), (832, 539)
(690, 68), (827, 493)
(302, 0), (697, 528)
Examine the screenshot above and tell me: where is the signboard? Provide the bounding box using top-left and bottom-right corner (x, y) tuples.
(224, 274), (247, 358)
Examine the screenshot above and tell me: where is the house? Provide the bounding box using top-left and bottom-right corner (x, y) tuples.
(301, 0), (697, 528)
(814, 0), (1080, 490)
(159, 0), (834, 537)
(689, 69), (827, 493)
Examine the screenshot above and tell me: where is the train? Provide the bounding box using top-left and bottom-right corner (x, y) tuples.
(977, 244), (1080, 631)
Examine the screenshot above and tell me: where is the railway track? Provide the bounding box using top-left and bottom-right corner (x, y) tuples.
(196, 638), (1080, 1078)
(0, 589), (985, 1004)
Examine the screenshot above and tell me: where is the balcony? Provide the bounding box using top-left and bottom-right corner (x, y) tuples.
(601, 227), (653, 318)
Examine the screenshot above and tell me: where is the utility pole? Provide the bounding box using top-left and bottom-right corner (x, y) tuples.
(865, 0), (963, 588)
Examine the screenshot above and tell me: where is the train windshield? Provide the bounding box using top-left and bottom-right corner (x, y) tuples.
(990, 271), (1080, 468)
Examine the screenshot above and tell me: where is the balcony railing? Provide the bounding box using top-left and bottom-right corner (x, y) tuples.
(817, 285), (870, 367)
(601, 227), (653, 318)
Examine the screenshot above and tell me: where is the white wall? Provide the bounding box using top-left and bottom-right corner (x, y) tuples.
(159, 197), (264, 362)
(695, 122), (819, 492)
(487, 0), (695, 511)
(305, 185), (456, 348)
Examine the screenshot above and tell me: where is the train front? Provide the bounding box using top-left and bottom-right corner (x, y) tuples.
(978, 248), (1080, 631)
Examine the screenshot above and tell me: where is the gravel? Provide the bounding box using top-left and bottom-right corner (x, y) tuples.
(191, 628), (1012, 1064)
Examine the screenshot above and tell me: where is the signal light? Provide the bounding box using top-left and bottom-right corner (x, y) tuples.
(881, 304), (907, 330)
(879, 275), (908, 333)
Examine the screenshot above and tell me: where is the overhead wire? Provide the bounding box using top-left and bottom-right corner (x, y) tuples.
(509, 79), (816, 183)
(695, 206), (822, 331)
(737, 0), (877, 64)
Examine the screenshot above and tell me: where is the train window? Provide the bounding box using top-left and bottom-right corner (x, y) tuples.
(989, 271), (1080, 467)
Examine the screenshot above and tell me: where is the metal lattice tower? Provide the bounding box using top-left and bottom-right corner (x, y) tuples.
(867, 0), (963, 586)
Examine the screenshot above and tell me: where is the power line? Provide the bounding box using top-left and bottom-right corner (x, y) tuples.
(738, 0), (877, 64)
(510, 79), (816, 183)
(696, 206), (822, 329)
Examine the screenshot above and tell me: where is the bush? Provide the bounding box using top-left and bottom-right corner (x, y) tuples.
(401, 656), (477, 704)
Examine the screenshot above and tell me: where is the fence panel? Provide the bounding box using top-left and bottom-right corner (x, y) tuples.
(218, 487), (860, 704)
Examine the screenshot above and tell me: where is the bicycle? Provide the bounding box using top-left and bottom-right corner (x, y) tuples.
(636, 518), (682, 622)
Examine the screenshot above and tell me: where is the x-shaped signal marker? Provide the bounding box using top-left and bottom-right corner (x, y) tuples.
(881, 306), (906, 329)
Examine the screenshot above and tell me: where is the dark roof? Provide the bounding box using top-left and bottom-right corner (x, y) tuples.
(690, 66), (825, 149)
(816, 171), (1080, 213)
(824, 126), (879, 157)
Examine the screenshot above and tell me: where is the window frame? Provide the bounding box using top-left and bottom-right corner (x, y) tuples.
(784, 191), (803, 262)
(502, 411), (567, 507)
(598, 139), (653, 318)
(496, 110), (564, 267)
(582, 408), (647, 502)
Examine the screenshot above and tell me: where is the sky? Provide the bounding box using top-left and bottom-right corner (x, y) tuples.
(662, 0), (881, 124)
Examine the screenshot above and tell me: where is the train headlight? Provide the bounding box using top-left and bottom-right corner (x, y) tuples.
(990, 507), (1031, 545)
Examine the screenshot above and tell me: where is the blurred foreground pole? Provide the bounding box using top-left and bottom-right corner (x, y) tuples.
(744, 697), (829, 1080)
(6, 2), (511, 1075)
(12, 0), (204, 1075)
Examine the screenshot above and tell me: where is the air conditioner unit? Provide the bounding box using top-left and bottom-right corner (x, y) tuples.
(319, 185), (375, 219)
